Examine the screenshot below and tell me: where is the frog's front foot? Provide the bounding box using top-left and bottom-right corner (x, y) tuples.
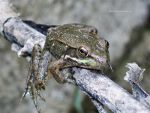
(48, 59), (67, 84)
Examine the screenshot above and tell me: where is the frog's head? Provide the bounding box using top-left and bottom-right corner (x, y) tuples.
(65, 37), (110, 71)
(77, 38), (110, 71)
(48, 24), (110, 71)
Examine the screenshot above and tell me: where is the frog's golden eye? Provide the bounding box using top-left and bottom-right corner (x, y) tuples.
(78, 46), (89, 57)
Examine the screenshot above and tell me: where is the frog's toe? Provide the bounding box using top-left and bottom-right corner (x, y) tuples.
(35, 81), (46, 90)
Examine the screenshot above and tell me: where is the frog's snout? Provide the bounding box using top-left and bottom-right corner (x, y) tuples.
(92, 54), (110, 70)
(91, 54), (107, 64)
(96, 56), (107, 64)
(96, 56), (112, 71)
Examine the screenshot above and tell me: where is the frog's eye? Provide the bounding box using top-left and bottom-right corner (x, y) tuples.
(78, 46), (89, 57)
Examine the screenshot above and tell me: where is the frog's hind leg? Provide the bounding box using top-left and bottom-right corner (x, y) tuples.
(30, 81), (42, 113)
(29, 44), (45, 112)
(18, 63), (32, 104)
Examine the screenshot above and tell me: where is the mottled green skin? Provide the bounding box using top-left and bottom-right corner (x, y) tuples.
(44, 23), (110, 70)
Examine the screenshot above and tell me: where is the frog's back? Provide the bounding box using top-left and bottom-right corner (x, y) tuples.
(48, 24), (99, 49)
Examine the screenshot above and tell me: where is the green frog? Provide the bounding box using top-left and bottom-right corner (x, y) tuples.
(43, 23), (110, 83)
(22, 23), (110, 112)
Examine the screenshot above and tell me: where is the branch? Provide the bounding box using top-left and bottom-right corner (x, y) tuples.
(0, 0), (17, 35)
(72, 68), (150, 113)
(1, 1), (150, 113)
(124, 63), (150, 109)
(3, 17), (46, 56)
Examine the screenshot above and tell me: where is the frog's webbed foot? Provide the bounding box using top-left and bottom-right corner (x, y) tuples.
(19, 64), (32, 104)
(48, 59), (67, 84)
(30, 80), (44, 113)
(20, 71), (42, 113)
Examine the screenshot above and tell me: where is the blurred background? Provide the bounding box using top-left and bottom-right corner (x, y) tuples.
(0, 0), (150, 113)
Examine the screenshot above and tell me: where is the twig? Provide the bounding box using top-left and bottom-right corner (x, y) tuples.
(0, 0), (17, 35)
(124, 63), (150, 109)
(72, 68), (150, 113)
(3, 17), (45, 56)
(91, 99), (106, 113)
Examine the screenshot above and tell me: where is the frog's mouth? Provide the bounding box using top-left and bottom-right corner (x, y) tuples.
(64, 55), (110, 70)
(90, 54), (111, 70)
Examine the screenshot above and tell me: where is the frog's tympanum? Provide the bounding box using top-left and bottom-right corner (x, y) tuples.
(23, 23), (110, 112)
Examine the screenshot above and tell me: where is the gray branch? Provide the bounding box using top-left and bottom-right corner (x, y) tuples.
(1, 1), (150, 113)
(0, 0), (18, 35)
(91, 99), (107, 113)
(124, 63), (150, 109)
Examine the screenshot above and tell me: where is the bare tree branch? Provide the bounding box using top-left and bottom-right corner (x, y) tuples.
(72, 68), (150, 113)
(124, 63), (150, 109)
(91, 99), (107, 113)
(0, 0), (17, 35)
(1, 1), (150, 113)
(3, 17), (46, 56)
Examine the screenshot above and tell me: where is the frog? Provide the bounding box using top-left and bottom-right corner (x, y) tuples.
(21, 23), (110, 112)
(43, 23), (110, 83)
